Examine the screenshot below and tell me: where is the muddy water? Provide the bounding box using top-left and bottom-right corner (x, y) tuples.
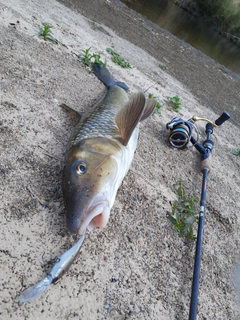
(121, 0), (240, 76)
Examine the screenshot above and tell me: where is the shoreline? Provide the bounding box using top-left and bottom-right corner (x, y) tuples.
(173, 0), (240, 46)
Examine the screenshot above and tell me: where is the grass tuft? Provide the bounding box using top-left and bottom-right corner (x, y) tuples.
(168, 179), (198, 241)
(78, 48), (106, 66)
(231, 149), (240, 156)
(167, 95), (182, 111)
(38, 23), (58, 43)
(106, 48), (132, 68)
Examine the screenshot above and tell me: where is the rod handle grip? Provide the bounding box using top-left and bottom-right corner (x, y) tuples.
(200, 155), (212, 173)
(215, 112), (230, 126)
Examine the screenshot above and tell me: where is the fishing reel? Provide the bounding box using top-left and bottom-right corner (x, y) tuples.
(166, 112), (230, 149)
(166, 117), (196, 149)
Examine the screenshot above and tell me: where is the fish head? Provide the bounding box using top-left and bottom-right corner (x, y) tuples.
(63, 137), (122, 235)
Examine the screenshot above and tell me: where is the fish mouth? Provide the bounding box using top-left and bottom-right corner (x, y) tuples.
(78, 195), (110, 235)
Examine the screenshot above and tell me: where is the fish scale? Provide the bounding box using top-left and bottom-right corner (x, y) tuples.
(69, 86), (126, 147)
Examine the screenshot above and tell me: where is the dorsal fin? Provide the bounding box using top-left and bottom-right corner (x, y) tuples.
(115, 92), (146, 146)
(140, 98), (157, 121)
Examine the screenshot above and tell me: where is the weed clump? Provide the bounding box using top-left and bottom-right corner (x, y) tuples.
(231, 149), (240, 156)
(168, 179), (198, 241)
(79, 48), (106, 66)
(106, 48), (132, 68)
(167, 95), (182, 111)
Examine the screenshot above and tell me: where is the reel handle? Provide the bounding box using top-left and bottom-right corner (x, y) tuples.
(215, 112), (230, 126)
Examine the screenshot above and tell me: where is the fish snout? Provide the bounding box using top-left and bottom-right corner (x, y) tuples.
(65, 193), (111, 235)
(65, 198), (84, 234)
(63, 184), (89, 234)
(66, 215), (82, 234)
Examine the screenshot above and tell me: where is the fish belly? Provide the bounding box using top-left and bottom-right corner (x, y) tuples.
(108, 125), (139, 209)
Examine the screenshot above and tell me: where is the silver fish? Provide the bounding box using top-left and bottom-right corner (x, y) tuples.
(19, 234), (85, 302)
(63, 63), (157, 235)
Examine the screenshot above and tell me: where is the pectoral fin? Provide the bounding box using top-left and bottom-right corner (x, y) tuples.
(60, 104), (82, 119)
(115, 91), (153, 146)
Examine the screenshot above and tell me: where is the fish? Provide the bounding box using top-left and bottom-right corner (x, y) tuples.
(63, 63), (157, 235)
(19, 234), (85, 302)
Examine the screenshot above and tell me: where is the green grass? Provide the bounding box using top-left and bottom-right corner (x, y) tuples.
(168, 179), (198, 241)
(78, 47), (92, 66)
(38, 23), (58, 43)
(78, 48), (106, 66)
(106, 48), (132, 68)
(231, 149), (240, 156)
(79, 47), (131, 69)
(91, 53), (106, 66)
(147, 93), (163, 115)
(167, 95), (182, 111)
(197, 0), (240, 33)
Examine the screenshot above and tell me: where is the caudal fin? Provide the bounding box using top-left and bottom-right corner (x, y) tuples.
(92, 63), (129, 91)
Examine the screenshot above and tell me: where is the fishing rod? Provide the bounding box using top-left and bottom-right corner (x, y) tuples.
(166, 111), (230, 320)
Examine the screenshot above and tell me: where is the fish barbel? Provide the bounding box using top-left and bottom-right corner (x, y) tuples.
(63, 63), (157, 235)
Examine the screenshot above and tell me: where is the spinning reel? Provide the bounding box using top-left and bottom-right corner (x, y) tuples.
(166, 112), (230, 149)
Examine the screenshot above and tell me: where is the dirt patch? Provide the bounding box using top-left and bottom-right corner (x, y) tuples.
(0, 0), (240, 319)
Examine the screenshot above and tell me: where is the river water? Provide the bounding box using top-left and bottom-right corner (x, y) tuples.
(121, 0), (240, 76)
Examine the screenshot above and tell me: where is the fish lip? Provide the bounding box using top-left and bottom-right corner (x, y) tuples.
(78, 194), (110, 235)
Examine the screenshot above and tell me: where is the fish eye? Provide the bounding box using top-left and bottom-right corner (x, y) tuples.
(75, 162), (87, 175)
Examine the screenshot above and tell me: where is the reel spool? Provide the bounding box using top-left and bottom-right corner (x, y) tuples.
(166, 117), (195, 149)
(168, 124), (191, 148)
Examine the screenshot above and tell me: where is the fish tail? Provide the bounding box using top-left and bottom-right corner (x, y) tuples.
(92, 63), (129, 91)
(114, 81), (129, 91)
